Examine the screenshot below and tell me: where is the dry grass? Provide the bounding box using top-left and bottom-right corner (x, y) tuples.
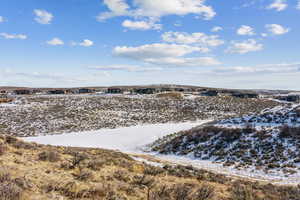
(0, 98), (13, 104)
(0, 135), (297, 200)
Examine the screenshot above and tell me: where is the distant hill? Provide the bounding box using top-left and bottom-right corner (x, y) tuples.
(0, 84), (298, 95)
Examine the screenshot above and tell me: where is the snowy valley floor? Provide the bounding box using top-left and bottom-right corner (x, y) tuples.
(24, 120), (300, 186)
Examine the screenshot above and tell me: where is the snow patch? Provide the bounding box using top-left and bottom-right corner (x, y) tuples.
(24, 121), (207, 153)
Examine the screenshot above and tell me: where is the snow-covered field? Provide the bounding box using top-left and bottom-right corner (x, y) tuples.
(24, 120), (206, 153)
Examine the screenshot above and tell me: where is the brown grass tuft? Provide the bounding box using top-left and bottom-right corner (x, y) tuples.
(38, 150), (60, 162)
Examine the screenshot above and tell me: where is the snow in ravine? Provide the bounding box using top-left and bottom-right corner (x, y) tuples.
(24, 121), (206, 153)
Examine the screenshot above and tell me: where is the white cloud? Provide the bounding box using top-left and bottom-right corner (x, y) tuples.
(98, 0), (130, 20)
(145, 57), (221, 67)
(98, 0), (216, 21)
(162, 32), (224, 47)
(237, 25), (255, 36)
(261, 33), (268, 37)
(0, 16), (4, 23)
(72, 39), (94, 47)
(114, 43), (208, 59)
(0, 33), (27, 40)
(122, 19), (162, 30)
(46, 38), (64, 46)
(265, 24), (290, 35)
(113, 43), (220, 67)
(213, 63), (300, 75)
(297, 0), (300, 9)
(80, 39), (94, 47)
(89, 65), (162, 72)
(227, 39), (263, 54)
(267, 0), (288, 11)
(174, 21), (182, 27)
(34, 9), (53, 24)
(211, 26), (223, 32)
(0, 69), (88, 86)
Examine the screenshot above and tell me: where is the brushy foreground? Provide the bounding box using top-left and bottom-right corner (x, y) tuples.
(0, 135), (299, 200)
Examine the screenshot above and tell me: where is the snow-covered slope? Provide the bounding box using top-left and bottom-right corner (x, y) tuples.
(217, 104), (300, 129)
(0, 95), (279, 136)
(152, 104), (300, 176)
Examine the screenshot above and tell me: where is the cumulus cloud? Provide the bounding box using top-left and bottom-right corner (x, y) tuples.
(162, 32), (224, 47)
(213, 63), (300, 75)
(267, 0), (288, 11)
(122, 19), (162, 30)
(72, 39), (94, 47)
(114, 43), (208, 59)
(227, 39), (263, 54)
(98, 0), (130, 20)
(211, 26), (223, 32)
(237, 25), (255, 36)
(113, 43), (220, 67)
(0, 33), (27, 39)
(0, 16), (4, 23)
(98, 0), (216, 21)
(46, 38), (64, 46)
(265, 24), (290, 35)
(34, 9), (53, 24)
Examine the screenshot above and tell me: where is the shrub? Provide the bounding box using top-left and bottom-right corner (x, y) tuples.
(150, 184), (171, 200)
(0, 144), (7, 156)
(143, 165), (165, 176)
(231, 183), (257, 200)
(113, 170), (131, 183)
(156, 92), (183, 100)
(73, 169), (93, 181)
(87, 159), (105, 171)
(5, 136), (17, 145)
(0, 182), (23, 200)
(192, 184), (215, 200)
(132, 175), (155, 189)
(279, 125), (300, 139)
(12, 141), (36, 150)
(71, 152), (89, 168)
(13, 177), (31, 190)
(38, 151), (60, 162)
(60, 161), (73, 170)
(87, 183), (108, 198)
(172, 183), (194, 200)
(0, 170), (11, 183)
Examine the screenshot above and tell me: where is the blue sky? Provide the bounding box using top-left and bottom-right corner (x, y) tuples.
(0, 0), (300, 89)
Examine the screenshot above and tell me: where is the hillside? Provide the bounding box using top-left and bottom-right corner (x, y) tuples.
(151, 104), (300, 177)
(1, 135), (300, 200)
(0, 95), (279, 137)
